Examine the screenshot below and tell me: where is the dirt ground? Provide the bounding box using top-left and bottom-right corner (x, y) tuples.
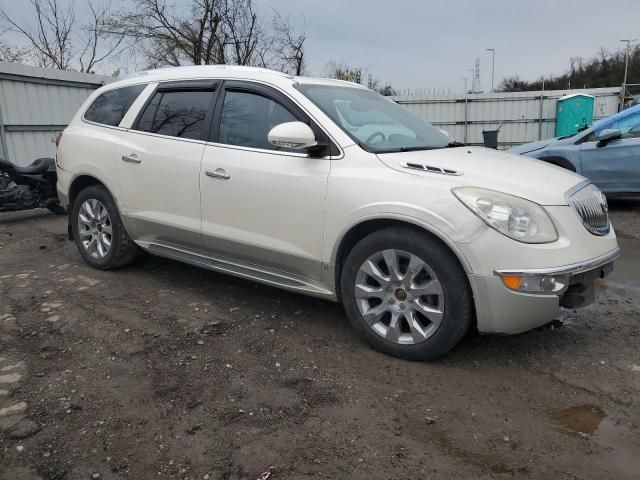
(1, 201), (639, 480)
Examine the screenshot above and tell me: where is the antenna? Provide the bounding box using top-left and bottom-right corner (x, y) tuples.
(471, 57), (482, 93)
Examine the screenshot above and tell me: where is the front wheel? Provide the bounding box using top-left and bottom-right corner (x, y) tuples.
(70, 185), (138, 270)
(340, 227), (473, 360)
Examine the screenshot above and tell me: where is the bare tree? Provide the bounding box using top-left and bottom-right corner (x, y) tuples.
(497, 75), (530, 92)
(105, 0), (241, 67)
(0, 0), (75, 69)
(105, 0), (306, 72)
(219, 0), (260, 65)
(325, 61), (363, 84)
(0, 38), (31, 63)
(377, 83), (397, 96)
(271, 12), (306, 75)
(0, 0), (123, 72)
(79, 1), (126, 73)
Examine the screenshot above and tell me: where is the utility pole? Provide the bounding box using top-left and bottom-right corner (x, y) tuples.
(462, 77), (468, 143)
(486, 48), (495, 92)
(620, 39), (637, 107)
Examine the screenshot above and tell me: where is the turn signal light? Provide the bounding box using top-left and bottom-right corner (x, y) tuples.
(501, 275), (523, 290)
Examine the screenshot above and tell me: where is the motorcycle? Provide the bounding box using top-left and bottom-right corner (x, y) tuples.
(0, 157), (64, 214)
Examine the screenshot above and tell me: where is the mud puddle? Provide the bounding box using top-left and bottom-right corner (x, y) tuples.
(551, 405), (640, 478)
(551, 404), (604, 434)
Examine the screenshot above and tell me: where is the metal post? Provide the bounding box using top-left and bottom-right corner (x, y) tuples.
(462, 77), (468, 143)
(538, 93), (544, 140)
(540, 78), (545, 140)
(0, 103), (9, 163)
(620, 39), (636, 107)
(486, 48), (495, 92)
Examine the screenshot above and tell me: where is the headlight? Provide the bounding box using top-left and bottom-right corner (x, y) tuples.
(452, 187), (558, 243)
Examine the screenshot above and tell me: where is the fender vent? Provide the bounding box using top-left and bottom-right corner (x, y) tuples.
(399, 161), (462, 176)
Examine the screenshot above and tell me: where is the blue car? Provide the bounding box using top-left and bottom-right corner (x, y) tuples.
(510, 103), (640, 196)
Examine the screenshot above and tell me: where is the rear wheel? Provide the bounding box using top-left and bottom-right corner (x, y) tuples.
(71, 185), (138, 270)
(340, 227), (473, 360)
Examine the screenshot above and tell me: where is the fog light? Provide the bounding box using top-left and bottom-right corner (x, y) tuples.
(499, 274), (568, 294)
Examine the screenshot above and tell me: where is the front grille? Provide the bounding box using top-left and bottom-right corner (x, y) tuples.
(568, 183), (610, 236)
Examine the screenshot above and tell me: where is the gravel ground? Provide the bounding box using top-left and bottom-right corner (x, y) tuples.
(0, 204), (639, 480)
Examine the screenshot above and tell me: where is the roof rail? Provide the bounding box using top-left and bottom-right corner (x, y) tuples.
(122, 64), (294, 80)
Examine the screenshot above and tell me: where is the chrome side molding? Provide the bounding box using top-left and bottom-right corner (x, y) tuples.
(136, 241), (335, 299)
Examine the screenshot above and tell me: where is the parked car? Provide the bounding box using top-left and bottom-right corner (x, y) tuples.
(56, 66), (619, 360)
(510, 103), (640, 196)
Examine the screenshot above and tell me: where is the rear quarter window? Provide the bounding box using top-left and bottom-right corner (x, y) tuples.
(84, 84), (146, 127)
(135, 90), (215, 140)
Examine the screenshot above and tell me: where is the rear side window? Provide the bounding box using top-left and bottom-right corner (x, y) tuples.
(135, 90), (214, 140)
(84, 85), (145, 127)
(218, 90), (298, 150)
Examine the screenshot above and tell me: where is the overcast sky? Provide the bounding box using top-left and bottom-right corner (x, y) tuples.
(254, 0), (640, 92)
(1, 0), (639, 92)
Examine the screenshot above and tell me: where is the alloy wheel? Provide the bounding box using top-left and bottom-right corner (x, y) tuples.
(354, 249), (445, 345)
(78, 199), (113, 259)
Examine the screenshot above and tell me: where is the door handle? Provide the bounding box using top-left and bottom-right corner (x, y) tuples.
(205, 168), (230, 180)
(121, 154), (141, 164)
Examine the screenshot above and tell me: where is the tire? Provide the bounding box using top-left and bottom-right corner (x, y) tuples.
(70, 185), (138, 270)
(340, 227), (473, 361)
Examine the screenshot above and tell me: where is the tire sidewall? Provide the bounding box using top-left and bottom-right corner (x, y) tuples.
(71, 186), (126, 270)
(341, 228), (473, 360)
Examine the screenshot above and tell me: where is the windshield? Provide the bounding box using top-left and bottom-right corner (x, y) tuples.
(296, 84), (451, 153)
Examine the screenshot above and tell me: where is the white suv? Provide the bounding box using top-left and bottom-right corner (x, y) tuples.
(56, 66), (619, 360)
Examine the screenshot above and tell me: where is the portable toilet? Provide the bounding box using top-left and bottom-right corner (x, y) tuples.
(555, 93), (595, 137)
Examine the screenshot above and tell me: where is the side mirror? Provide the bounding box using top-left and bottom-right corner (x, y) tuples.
(268, 121), (325, 154)
(596, 128), (622, 147)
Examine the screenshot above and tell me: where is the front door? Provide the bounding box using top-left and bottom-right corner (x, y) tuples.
(199, 82), (332, 281)
(580, 108), (640, 194)
(116, 83), (217, 249)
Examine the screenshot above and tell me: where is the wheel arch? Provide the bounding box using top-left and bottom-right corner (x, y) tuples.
(331, 215), (473, 302)
(537, 155), (577, 172)
(68, 174), (118, 206)
(66, 174), (121, 240)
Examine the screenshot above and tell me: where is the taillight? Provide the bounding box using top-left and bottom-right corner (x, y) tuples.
(55, 131), (63, 147)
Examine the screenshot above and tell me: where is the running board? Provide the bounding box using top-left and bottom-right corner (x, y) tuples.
(138, 242), (335, 299)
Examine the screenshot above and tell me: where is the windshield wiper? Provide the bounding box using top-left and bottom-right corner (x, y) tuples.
(398, 146), (439, 152)
(399, 142), (465, 152)
(375, 143), (464, 154)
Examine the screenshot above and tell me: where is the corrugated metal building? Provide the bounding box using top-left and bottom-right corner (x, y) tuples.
(0, 61), (625, 160)
(391, 87), (621, 148)
(0, 61), (112, 166)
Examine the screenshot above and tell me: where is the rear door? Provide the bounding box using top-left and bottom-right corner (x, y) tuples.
(580, 108), (640, 194)
(115, 80), (218, 249)
(199, 81), (333, 281)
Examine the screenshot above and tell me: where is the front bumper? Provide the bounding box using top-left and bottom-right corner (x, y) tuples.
(470, 248), (619, 334)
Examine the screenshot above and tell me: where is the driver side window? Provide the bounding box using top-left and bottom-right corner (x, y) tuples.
(592, 109), (640, 141)
(217, 90), (298, 151)
(612, 110), (640, 139)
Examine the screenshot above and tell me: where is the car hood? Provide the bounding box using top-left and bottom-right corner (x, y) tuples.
(376, 146), (585, 206)
(508, 138), (558, 154)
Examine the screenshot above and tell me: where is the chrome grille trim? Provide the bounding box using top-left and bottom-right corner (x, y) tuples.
(399, 161), (463, 176)
(566, 182), (610, 236)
